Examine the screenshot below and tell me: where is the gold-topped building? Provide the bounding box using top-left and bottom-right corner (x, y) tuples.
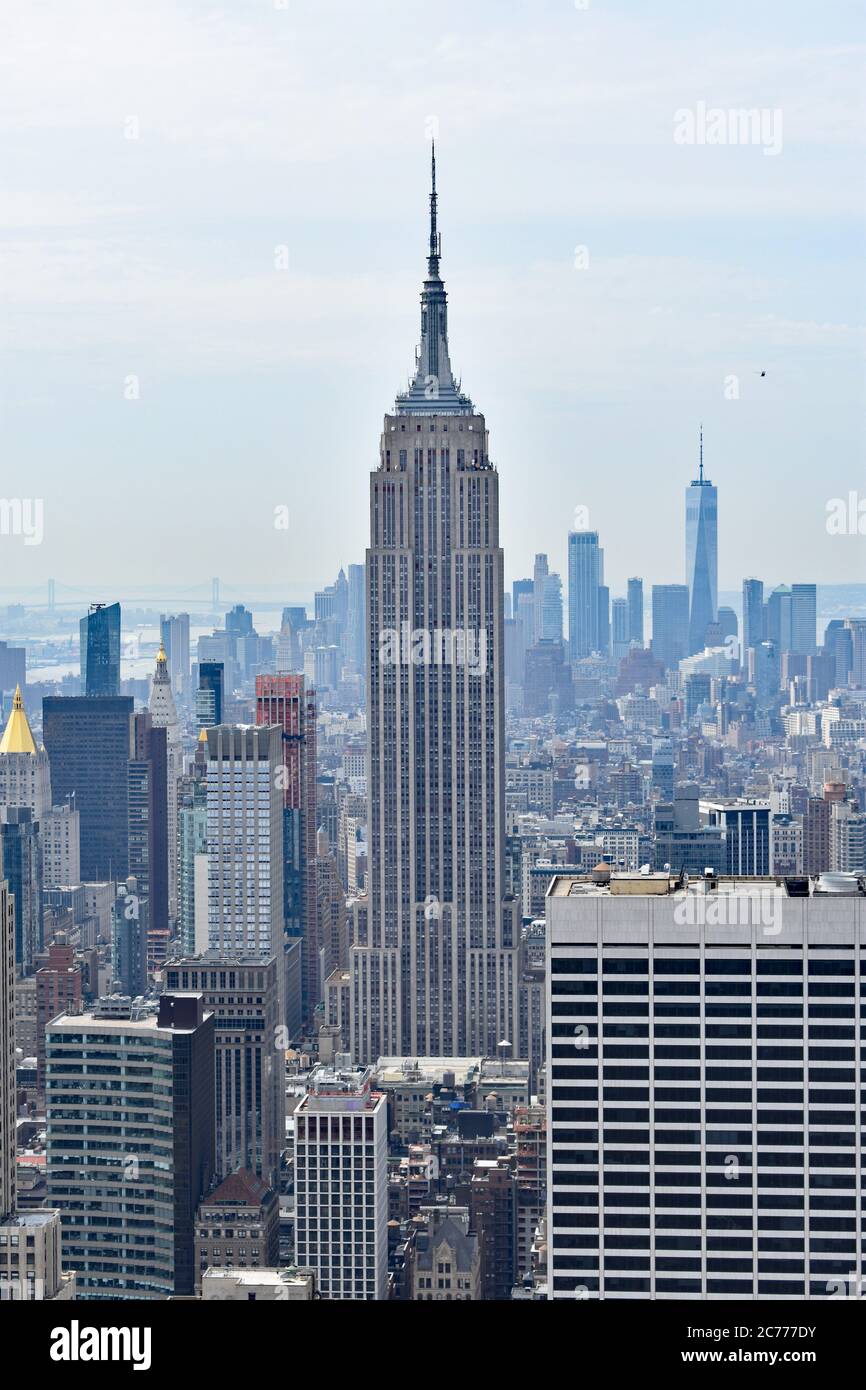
(0, 686), (37, 756)
(0, 686), (51, 816)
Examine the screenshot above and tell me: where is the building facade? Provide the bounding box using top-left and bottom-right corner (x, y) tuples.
(194, 1169), (279, 1293)
(164, 953), (284, 1190)
(255, 675), (318, 1020)
(148, 643), (183, 923)
(46, 994), (215, 1299)
(43, 696), (134, 882)
(546, 870), (866, 1300)
(294, 1063), (388, 1299)
(205, 725), (284, 982)
(356, 148), (519, 1061)
(651, 585), (690, 670)
(568, 531), (603, 660)
(80, 602), (121, 697)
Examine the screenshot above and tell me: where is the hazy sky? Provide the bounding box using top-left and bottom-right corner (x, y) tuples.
(1, 0), (864, 608)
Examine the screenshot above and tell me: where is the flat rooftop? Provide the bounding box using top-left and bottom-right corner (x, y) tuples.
(376, 1057), (483, 1086)
(0, 1209), (59, 1229)
(548, 872), (866, 900)
(202, 1268), (312, 1287)
(46, 1005), (212, 1036)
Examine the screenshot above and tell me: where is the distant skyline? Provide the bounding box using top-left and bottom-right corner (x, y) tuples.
(1, 0), (864, 598)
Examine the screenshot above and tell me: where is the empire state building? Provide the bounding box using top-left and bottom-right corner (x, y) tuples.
(347, 148), (520, 1061)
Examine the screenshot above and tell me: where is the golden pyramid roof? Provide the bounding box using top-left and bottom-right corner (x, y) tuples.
(0, 685), (38, 756)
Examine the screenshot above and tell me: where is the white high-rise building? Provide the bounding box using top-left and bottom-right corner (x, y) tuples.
(149, 643), (182, 921)
(830, 801), (866, 873)
(294, 1062), (388, 1300)
(41, 804), (81, 889)
(160, 613), (191, 700)
(354, 147), (520, 1061)
(205, 725), (284, 959)
(546, 869), (866, 1301)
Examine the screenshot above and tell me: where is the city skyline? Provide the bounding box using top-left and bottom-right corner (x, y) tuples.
(3, 0), (866, 1326)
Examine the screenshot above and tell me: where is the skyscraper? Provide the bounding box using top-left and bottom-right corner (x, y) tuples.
(685, 430), (718, 654)
(568, 530), (602, 659)
(742, 577), (764, 655)
(0, 869), (74, 1301)
(626, 577), (644, 647)
(148, 643), (182, 922)
(205, 726), (285, 1013)
(512, 578), (533, 623)
(0, 686), (51, 817)
(43, 696), (134, 881)
(750, 640), (780, 708)
(41, 803), (80, 889)
(345, 562), (366, 671)
(597, 583), (610, 657)
(80, 602), (121, 697)
(178, 761), (208, 957)
(611, 597), (630, 663)
(791, 583), (817, 656)
(112, 879), (148, 998)
(766, 585), (792, 653)
(546, 871), (866, 1300)
(46, 993), (215, 1299)
(160, 612), (191, 699)
(196, 660), (224, 727)
(0, 642), (26, 696)
(164, 954), (284, 1190)
(128, 710), (169, 970)
(542, 572), (564, 642)
(824, 621), (852, 688)
(0, 688), (48, 976)
(255, 674), (319, 1019)
(294, 1063), (388, 1300)
(531, 553), (548, 646)
(846, 619), (866, 687)
(651, 584), (690, 670)
(358, 147), (519, 1059)
(1, 809), (43, 977)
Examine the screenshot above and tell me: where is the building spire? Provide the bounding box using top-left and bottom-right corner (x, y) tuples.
(394, 144), (473, 415)
(428, 139), (440, 279)
(699, 423), (704, 483)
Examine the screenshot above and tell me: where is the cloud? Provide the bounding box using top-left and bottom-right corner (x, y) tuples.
(0, 0), (862, 591)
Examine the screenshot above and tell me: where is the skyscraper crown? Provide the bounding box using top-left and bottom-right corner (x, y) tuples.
(395, 145), (474, 415)
(0, 685), (37, 756)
